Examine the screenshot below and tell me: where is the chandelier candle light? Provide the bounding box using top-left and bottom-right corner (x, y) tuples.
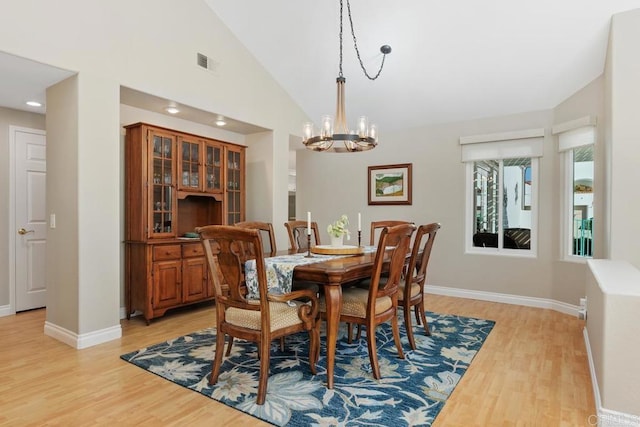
(302, 0), (391, 153)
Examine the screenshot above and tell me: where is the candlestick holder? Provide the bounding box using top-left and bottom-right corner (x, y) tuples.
(305, 234), (313, 258)
(358, 230), (362, 247)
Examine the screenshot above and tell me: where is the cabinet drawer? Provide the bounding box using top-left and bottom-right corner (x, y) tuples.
(182, 243), (204, 258)
(153, 245), (181, 261)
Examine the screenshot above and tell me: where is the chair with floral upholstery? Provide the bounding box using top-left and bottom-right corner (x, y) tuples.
(196, 225), (320, 405)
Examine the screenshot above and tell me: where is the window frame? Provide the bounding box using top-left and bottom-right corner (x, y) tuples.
(464, 159), (539, 257)
(552, 116), (596, 262)
(460, 128), (544, 258)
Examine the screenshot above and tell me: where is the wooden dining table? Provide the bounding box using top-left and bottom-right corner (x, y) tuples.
(292, 249), (382, 389)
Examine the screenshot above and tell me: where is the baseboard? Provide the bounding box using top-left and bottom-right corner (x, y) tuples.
(583, 328), (640, 427)
(425, 285), (581, 317)
(0, 304), (13, 317)
(44, 321), (122, 349)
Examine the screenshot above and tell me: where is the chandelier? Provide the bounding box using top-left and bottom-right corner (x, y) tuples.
(302, 0), (391, 152)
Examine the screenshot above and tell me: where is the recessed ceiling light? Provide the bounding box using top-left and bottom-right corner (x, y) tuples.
(215, 115), (226, 126)
(26, 101), (42, 107)
(165, 106), (180, 114)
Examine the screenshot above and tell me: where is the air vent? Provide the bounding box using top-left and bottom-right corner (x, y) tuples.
(197, 52), (218, 72)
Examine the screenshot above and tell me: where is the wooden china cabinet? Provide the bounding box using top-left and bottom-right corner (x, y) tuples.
(124, 122), (245, 323)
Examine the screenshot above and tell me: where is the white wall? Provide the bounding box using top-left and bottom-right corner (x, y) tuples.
(0, 0), (309, 344)
(586, 260), (640, 418)
(295, 67), (610, 308)
(296, 109), (569, 302)
(45, 76), (80, 332)
(607, 9), (640, 269)
(582, 9), (640, 422)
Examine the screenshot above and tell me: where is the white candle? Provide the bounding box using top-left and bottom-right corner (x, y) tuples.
(358, 212), (362, 231)
(307, 211), (311, 235)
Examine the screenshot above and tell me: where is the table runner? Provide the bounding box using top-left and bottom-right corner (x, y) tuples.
(245, 247), (376, 299)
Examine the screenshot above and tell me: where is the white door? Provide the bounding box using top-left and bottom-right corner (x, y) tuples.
(13, 127), (47, 311)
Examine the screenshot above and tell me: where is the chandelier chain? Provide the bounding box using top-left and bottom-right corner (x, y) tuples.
(339, 0), (344, 78)
(342, 0), (387, 81)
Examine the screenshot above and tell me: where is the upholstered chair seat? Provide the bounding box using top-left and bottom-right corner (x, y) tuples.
(397, 281), (421, 302)
(318, 223), (416, 380)
(320, 288), (392, 318)
(226, 301), (310, 331)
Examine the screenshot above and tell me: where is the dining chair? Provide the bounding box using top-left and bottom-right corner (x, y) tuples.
(346, 219), (412, 292)
(319, 223), (416, 380)
(285, 220), (321, 250)
(398, 222), (441, 350)
(344, 220), (414, 341)
(370, 220), (413, 246)
(196, 225), (320, 405)
(234, 221), (277, 256)
(235, 220), (308, 351)
(283, 220), (323, 297)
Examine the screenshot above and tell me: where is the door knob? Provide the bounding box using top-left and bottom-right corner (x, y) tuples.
(18, 228), (34, 235)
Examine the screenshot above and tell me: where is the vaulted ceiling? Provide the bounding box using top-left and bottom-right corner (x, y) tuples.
(204, 1), (640, 132)
(1, 1), (638, 135)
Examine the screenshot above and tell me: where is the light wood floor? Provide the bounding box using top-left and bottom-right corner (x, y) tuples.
(0, 295), (595, 426)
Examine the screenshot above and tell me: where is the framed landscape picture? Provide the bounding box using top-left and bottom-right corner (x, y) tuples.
(368, 163), (412, 205)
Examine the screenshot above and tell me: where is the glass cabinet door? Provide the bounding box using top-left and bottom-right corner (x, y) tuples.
(151, 133), (175, 237)
(226, 148), (243, 224)
(178, 137), (201, 191)
(204, 142), (222, 193)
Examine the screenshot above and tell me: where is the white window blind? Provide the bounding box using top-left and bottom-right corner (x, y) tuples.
(552, 116), (596, 151)
(459, 128), (545, 162)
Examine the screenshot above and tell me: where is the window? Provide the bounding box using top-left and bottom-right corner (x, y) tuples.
(553, 117), (596, 259)
(461, 128), (544, 255)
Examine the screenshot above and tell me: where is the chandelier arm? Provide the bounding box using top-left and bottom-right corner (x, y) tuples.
(345, 0), (388, 81)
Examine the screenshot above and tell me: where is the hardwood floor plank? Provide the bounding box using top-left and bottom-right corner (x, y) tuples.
(427, 296), (595, 426)
(0, 296), (595, 426)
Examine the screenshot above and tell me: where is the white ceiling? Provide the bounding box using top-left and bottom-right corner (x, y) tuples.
(0, 52), (266, 134)
(204, 0), (640, 133)
(0, 53), (74, 115)
(120, 87), (268, 135)
(1, 2), (639, 135)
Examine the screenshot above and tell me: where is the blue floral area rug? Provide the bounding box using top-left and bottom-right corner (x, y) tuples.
(120, 312), (494, 426)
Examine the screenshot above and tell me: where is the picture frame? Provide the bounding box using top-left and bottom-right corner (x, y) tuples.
(368, 163), (412, 205)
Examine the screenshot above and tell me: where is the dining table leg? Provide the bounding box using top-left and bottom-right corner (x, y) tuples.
(323, 282), (342, 389)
